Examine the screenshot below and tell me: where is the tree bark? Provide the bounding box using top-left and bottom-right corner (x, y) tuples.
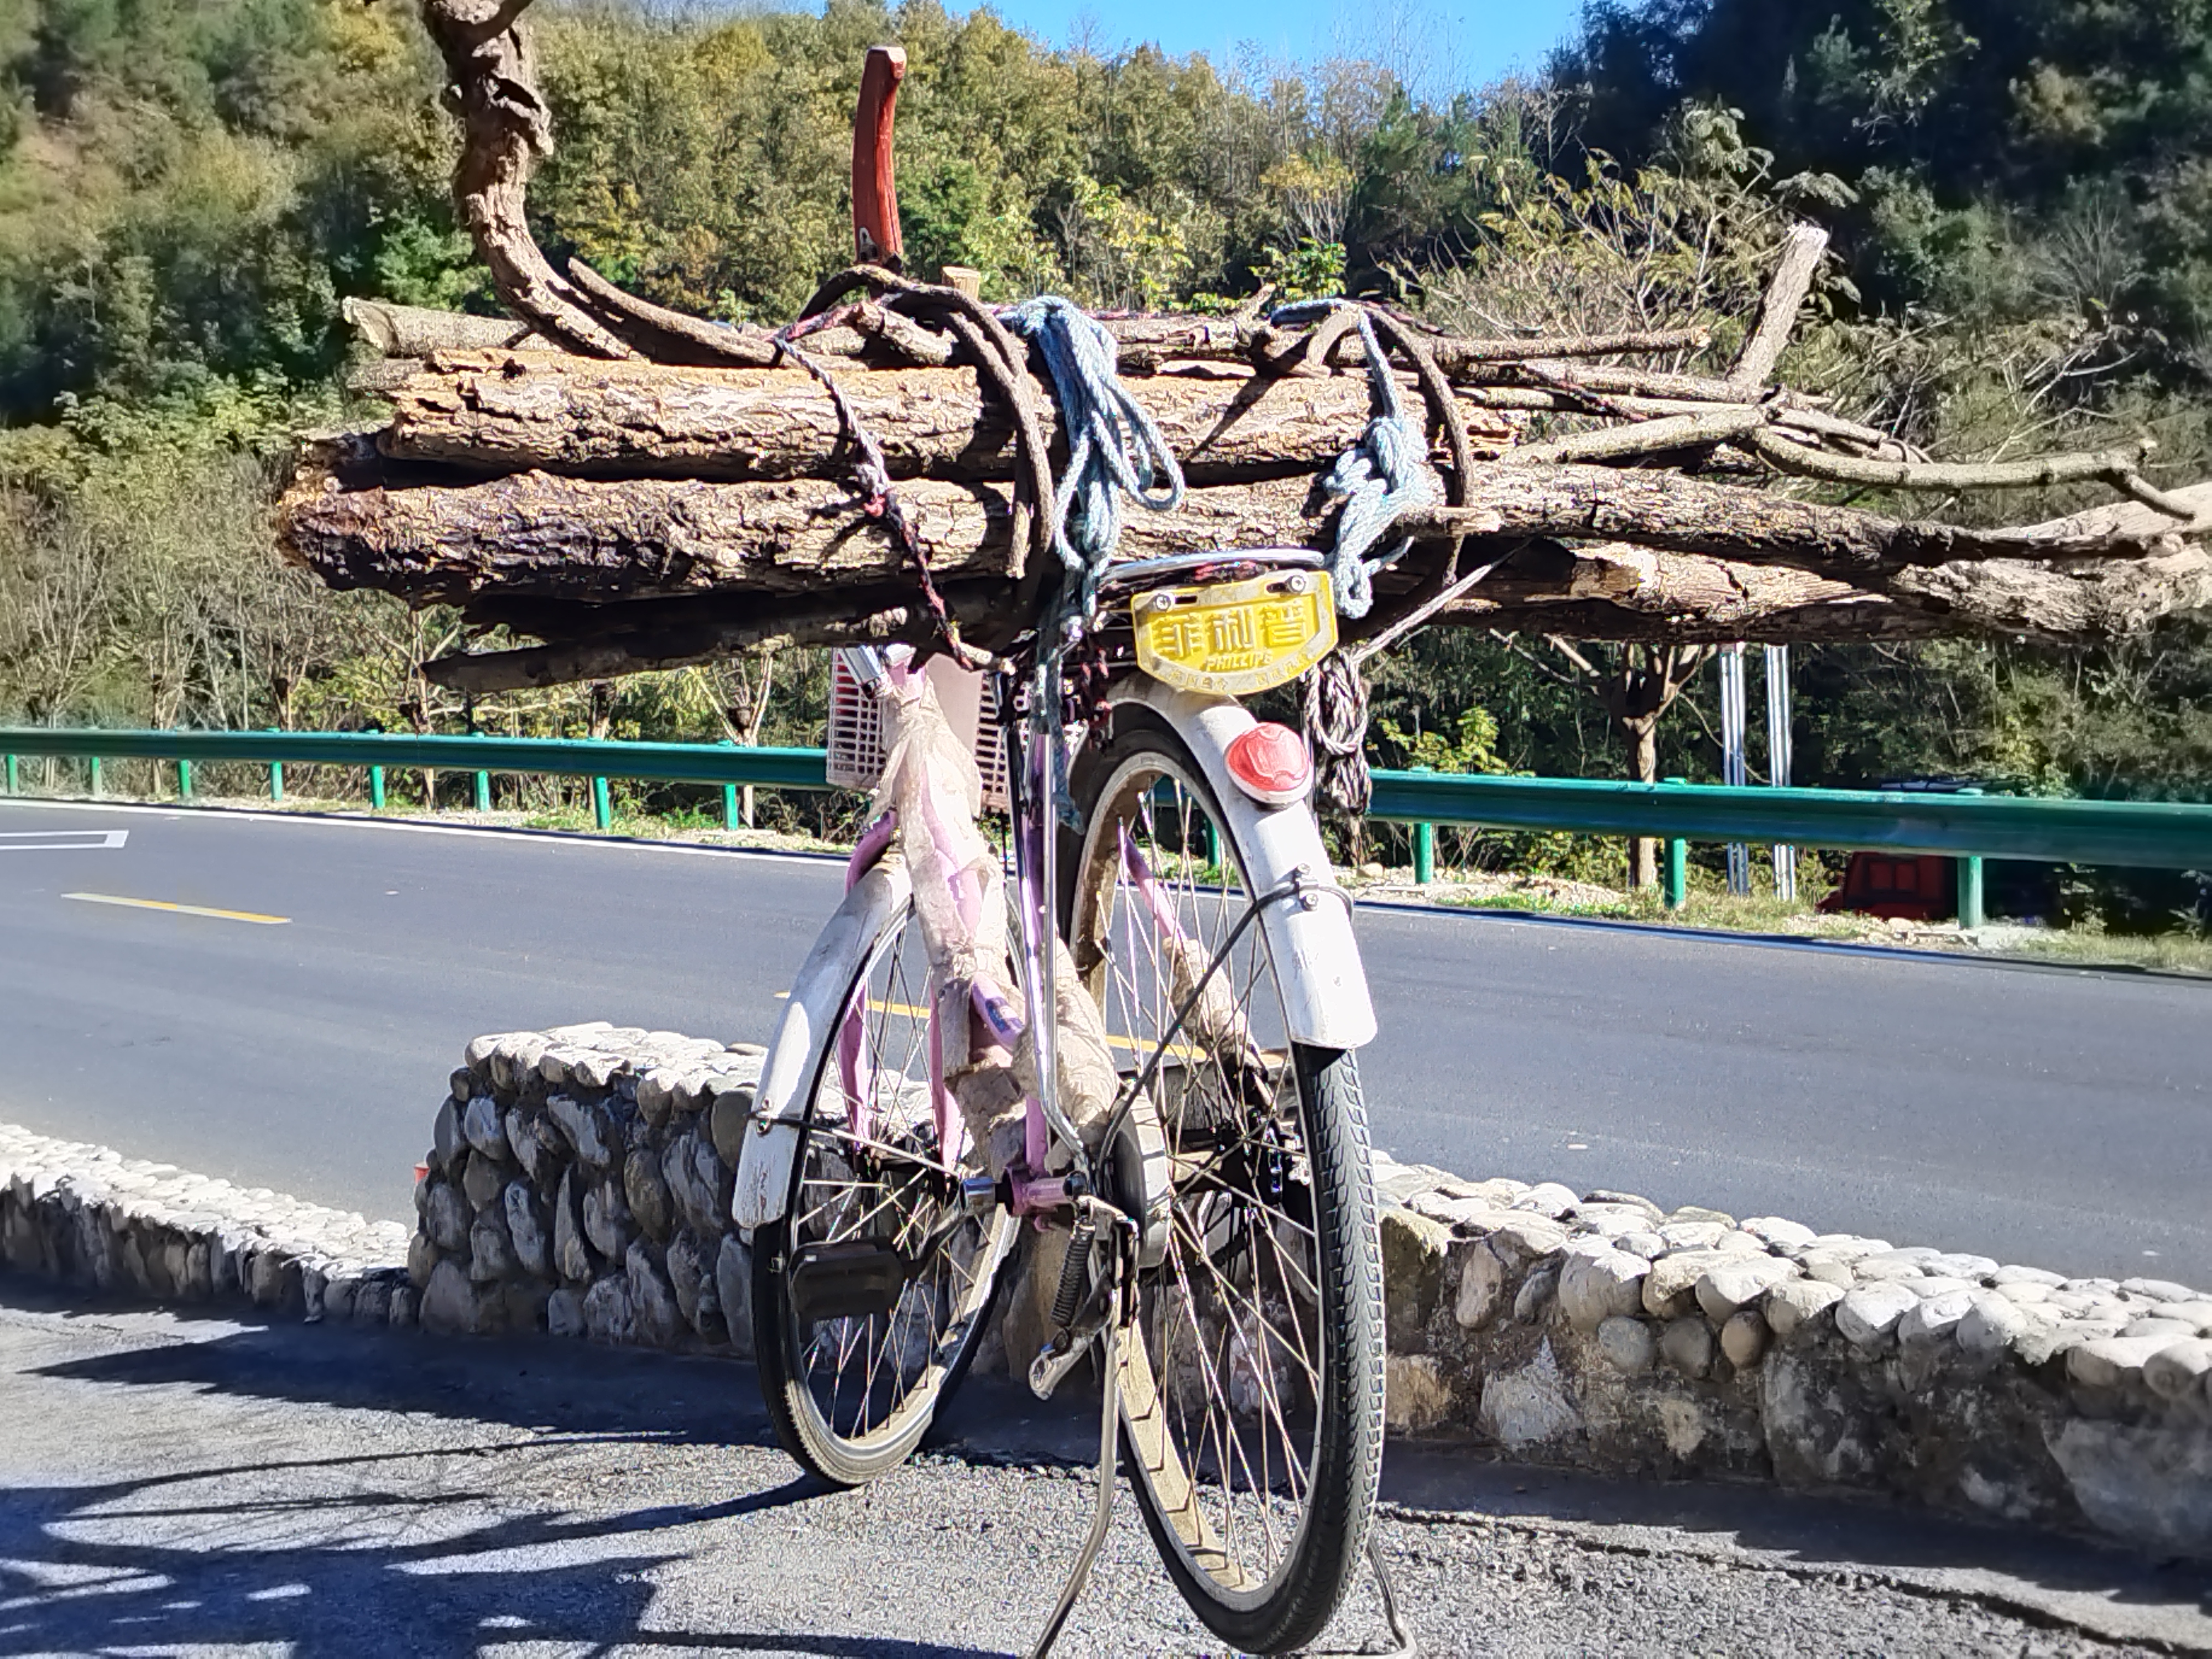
(1730, 225), (1829, 389)
(1404, 466), (2199, 576)
(1452, 543), (2212, 643)
(1627, 718), (1661, 891)
(280, 428), (2212, 646)
(278, 442), (1327, 610)
(374, 351), (1517, 485)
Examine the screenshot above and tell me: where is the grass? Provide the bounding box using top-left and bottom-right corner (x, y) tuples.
(1984, 926), (2212, 977)
(1375, 863), (2212, 977)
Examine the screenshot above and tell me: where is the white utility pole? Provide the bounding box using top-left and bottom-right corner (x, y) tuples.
(1765, 644), (1796, 902)
(1719, 645), (1750, 896)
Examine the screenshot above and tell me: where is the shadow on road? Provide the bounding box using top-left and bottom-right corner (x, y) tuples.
(8, 1282), (2209, 1652)
(28, 1296), (787, 1448)
(0, 1464), (998, 1657)
(4, 1287), (1013, 1655)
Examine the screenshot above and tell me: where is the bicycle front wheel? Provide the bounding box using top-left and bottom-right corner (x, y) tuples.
(1065, 709), (1384, 1655)
(754, 883), (1018, 1487)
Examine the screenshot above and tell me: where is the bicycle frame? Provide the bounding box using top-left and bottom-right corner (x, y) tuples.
(731, 645), (1374, 1237)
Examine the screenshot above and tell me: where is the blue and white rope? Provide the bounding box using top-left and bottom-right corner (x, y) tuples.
(1270, 298), (1436, 619)
(1004, 295), (1185, 618)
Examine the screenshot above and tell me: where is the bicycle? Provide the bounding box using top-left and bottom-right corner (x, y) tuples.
(728, 539), (1405, 1656)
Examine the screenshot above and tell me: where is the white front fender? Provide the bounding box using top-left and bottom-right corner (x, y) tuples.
(731, 857), (912, 1232)
(1110, 678), (1378, 1051)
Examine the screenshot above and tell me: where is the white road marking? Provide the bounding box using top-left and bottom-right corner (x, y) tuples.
(0, 796), (841, 868)
(62, 892), (289, 926)
(0, 830), (127, 851)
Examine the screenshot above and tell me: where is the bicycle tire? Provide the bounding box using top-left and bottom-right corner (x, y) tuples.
(1063, 709), (1385, 1655)
(755, 884), (1018, 1488)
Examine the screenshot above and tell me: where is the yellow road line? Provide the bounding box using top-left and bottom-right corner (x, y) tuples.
(63, 893), (290, 926)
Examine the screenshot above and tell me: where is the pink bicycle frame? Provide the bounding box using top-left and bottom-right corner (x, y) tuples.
(834, 658), (1083, 1217)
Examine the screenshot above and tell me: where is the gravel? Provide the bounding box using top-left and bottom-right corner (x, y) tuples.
(2, 1280), (2202, 1658)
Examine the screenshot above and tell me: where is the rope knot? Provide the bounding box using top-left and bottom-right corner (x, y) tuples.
(1271, 299), (1436, 619)
(1004, 295), (1186, 618)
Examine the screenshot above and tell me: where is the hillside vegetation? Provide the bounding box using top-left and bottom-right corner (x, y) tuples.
(0, 0), (2204, 917)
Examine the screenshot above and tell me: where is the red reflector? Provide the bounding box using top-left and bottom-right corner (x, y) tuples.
(1226, 723), (1312, 807)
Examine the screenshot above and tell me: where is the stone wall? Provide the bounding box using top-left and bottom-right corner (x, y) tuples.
(408, 1022), (768, 1352)
(1371, 1153), (2212, 1558)
(0, 1123), (413, 1322)
(4, 1021), (2209, 1562)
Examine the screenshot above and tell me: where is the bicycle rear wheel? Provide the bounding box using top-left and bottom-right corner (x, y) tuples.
(754, 881), (1018, 1487)
(1065, 709), (1384, 1655)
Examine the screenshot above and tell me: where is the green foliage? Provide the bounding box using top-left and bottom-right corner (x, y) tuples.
(1375, 705), (1508, 776)
(1563, 0), (2212, 354)
(0, 0), (2200, 928)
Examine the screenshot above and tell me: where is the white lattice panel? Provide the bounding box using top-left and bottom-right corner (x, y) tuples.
(827, 651), (1009, 812)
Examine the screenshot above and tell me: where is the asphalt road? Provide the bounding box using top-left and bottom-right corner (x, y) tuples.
(3, 799), (2208, 1284)
(3, 1281), (2202, 1656)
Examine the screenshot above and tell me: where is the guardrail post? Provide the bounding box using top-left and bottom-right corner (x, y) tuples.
(592, 775), (612, 832)
(1956, 785), (1985, 930)
(176, 758), (192, 800)
(1959, 854), (1985, 931)
(473, 770), (491, 812)
(3, 754), (13, 795)
(88, 755), (102, 798)
(1410, 765), (1436, 885)
(369, 765), (385, 810)
(269, 760), (284, 802)
(1663, 777), (1688, 910)
(723, 782), (740, 831)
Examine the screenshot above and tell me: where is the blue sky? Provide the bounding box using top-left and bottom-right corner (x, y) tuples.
(972, 0), (1587, 96)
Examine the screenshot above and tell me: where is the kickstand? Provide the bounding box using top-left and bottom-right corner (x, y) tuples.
(1030, 1290), (1122, 1659)
(1306, 1537), (1421, 1658)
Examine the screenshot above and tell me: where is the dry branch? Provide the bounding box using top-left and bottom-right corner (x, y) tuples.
(1746, 427), (2162, 496)
(418, 1), (633, 358)
(1730, 225), (1829, 389)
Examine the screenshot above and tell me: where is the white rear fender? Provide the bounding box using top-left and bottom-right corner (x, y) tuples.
(731, 857), (912, 1232)
(1110, 678), (1377, 1051)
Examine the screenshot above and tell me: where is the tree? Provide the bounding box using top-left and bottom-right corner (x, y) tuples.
(1501, 640), (1713, 888)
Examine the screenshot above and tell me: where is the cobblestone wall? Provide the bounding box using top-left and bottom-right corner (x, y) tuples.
(1371, 1155), (2212, 1557)
(406, 1022), (766, 1353)
(0, 1124), (413, 1322)
(4, 1022), (2208, 1561)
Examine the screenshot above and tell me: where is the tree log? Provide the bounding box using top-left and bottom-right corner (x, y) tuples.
(1404, 466), (2201, 577)
(280, 445), (2197, 613)
(1447, 542), (2212, 643)
(342, 298), (542, 357)
(421, 584), (1000, 693)
(375, 351), (1520, 484)
(277, 443), (1328, 609)
(416, 541), (2212, 692)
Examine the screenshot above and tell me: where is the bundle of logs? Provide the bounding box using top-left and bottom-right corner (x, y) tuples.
(273, 4), (2212, 697)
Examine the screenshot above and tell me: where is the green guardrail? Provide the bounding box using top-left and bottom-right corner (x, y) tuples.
(0, 728), (832, 834)
(4, 728), (2208, 926)
(1368, 767), (2212, 925)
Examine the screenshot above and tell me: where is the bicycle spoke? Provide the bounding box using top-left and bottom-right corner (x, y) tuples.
(779, 899), (1007, 1456)
(1076, 755), (1334, 1602)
